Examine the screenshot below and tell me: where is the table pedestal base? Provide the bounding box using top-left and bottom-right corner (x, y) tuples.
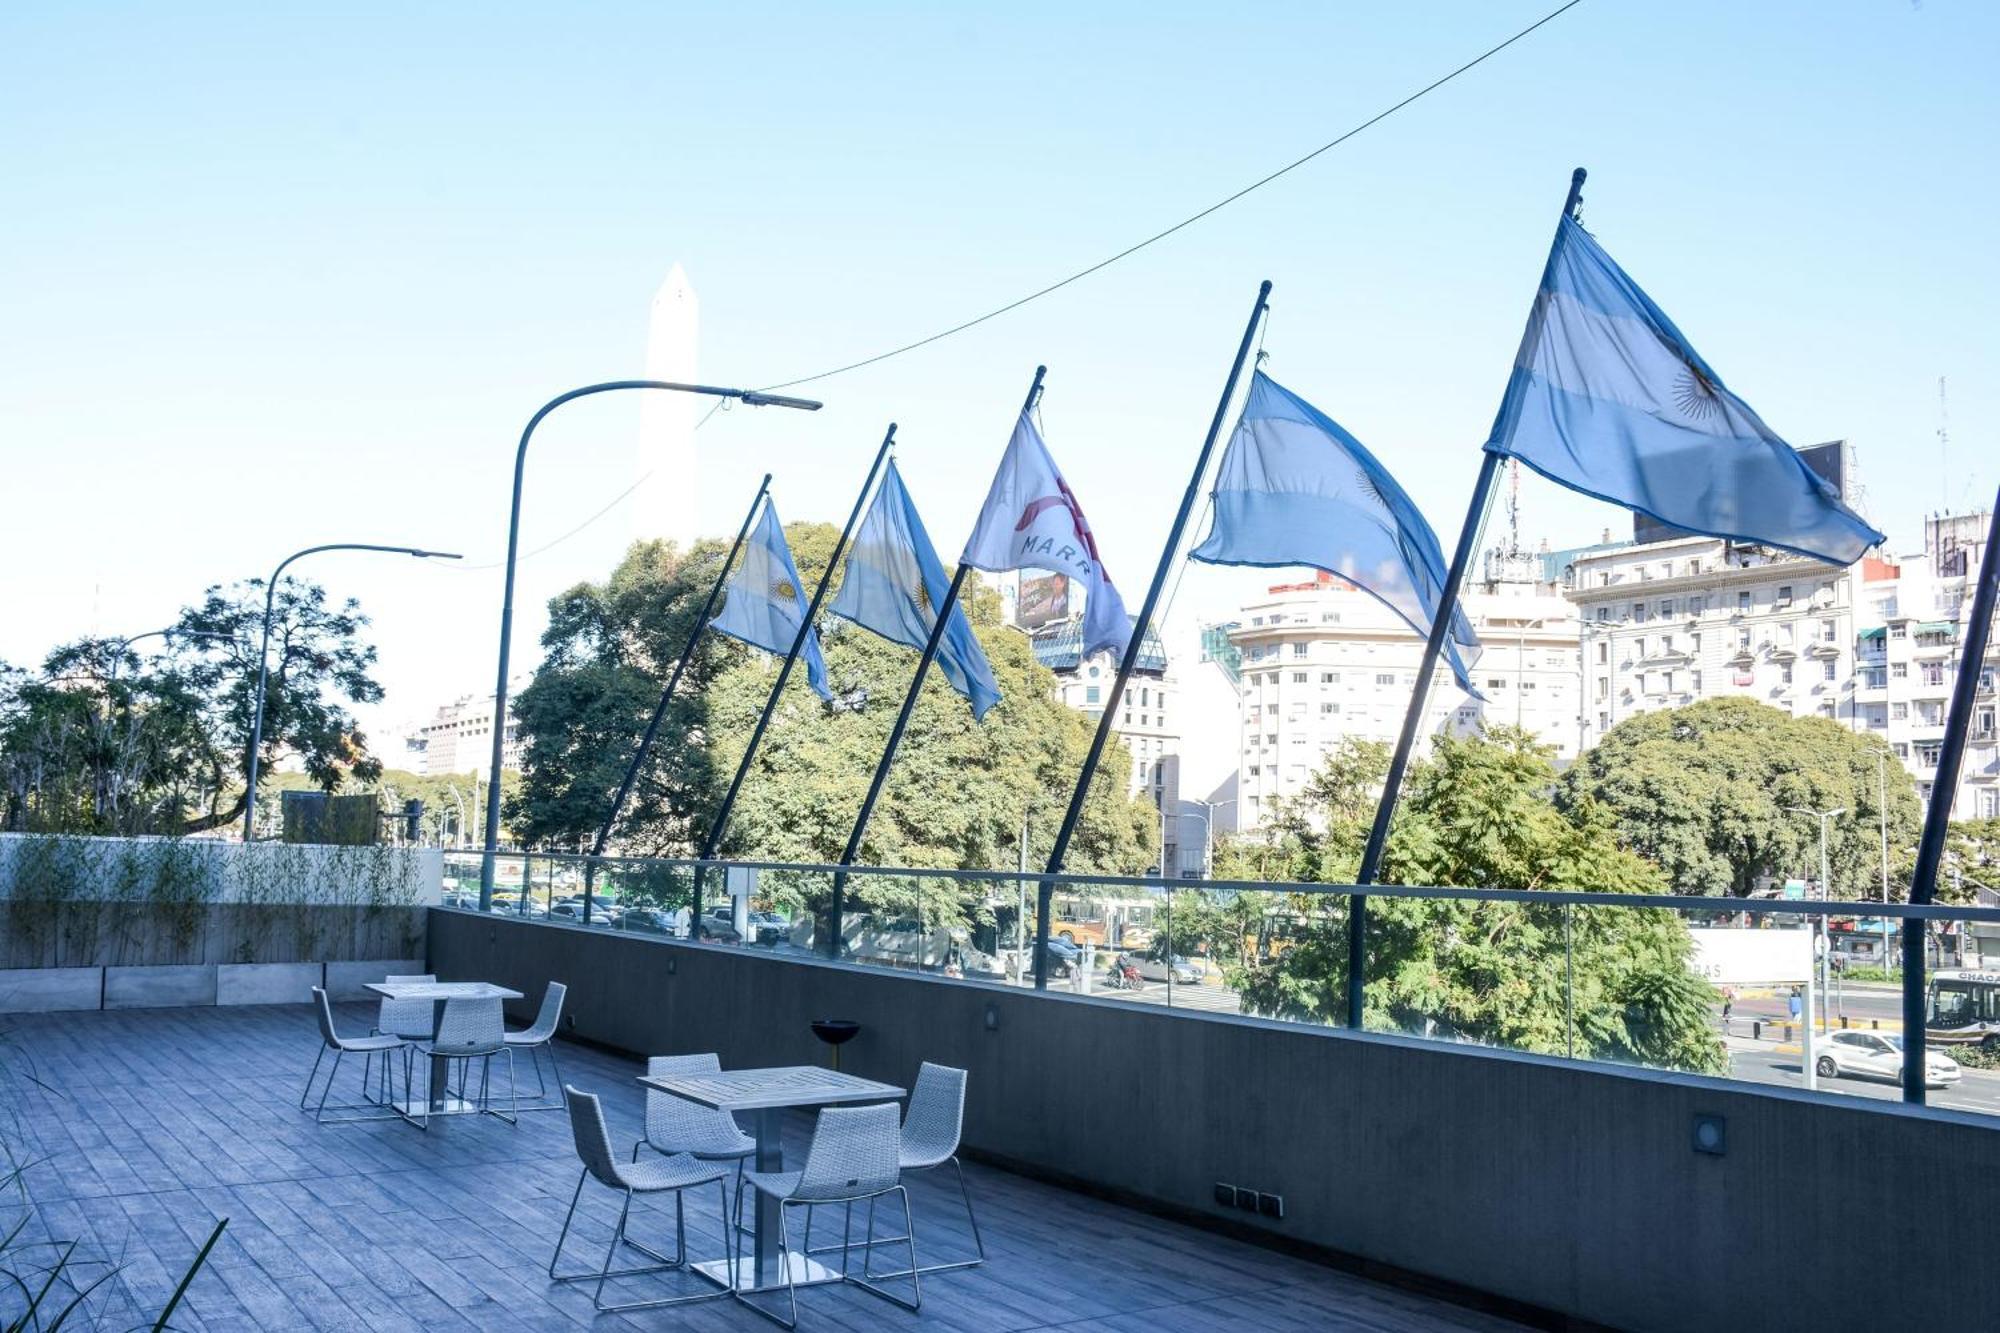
(693, 1251), (844, 1294)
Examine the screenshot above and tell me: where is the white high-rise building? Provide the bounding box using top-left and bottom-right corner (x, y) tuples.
(1229, 567), (1579, 832)
(1856, 512), (1999, 820)
(1561, 535), (1863, 750)
(637, 265), (700, 547)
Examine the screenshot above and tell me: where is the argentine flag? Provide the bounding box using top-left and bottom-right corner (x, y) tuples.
(1191, 372), (1479, 694)
(1485, 215), (1884, 565)
(708, 499), (833, 702)
(828, 460), (1002, 720)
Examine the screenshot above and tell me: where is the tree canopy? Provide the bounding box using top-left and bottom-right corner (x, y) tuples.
(1211, 729), (1726, 1074)
(0, 578), (387, 836)
(1558, 697), (1923, 898)
(509, 525), (1157, 878)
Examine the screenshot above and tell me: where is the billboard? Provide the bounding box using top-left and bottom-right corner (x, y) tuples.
(1687, 927), (1812, 986)
(1633, 439), (1854, 547)
(1015, 573), (1070, 630)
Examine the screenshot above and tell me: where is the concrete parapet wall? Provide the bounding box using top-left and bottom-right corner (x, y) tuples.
(428, 908), (2000, 1333)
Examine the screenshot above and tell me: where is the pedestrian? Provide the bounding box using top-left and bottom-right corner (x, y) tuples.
(1721, 986), (1735, 1027)
(1788, 988), (1802, 1022)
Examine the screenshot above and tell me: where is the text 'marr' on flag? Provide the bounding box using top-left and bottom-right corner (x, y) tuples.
(1190, 371), (1480, 694)
(708, 499), (833, 702)
(1484, 214), (1884, 566)
(827, 460), (1002, 720)
(962, 411), (1130, 658)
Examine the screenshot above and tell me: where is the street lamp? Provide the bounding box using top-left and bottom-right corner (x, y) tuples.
(243, 544), (462, 842)
(1188, 797), (1238, 877)
(477, 379), (823, 905)
(107, 627), (237, 682)
(1784, 803), (1846, 1090)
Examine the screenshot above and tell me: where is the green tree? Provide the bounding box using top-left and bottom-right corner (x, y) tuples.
(1215, 729), (1726, 1074)
(510, 526), (1158, 902)
(170, 578), (387, 834)
(1559, 697), (1923, 897)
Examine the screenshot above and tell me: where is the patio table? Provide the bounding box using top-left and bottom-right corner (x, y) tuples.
(362, 980), (523, 1119)
(637, 1064), (905, 1295)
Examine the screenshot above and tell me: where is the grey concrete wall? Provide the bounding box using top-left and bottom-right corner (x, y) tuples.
(430, 909), (2000, 1333)
(1, 959), (428, 1013)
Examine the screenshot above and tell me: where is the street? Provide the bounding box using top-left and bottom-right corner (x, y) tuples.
(1726, 1037), (2000, 1116)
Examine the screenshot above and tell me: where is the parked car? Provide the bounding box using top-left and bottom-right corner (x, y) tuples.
(1816, 1030), (1960, 1087)
(617, 907), (677, 936)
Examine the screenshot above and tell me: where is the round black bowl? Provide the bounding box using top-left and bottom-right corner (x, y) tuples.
(810, 1018), (861, 1047)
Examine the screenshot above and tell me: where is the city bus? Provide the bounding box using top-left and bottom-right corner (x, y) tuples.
(1926, 970), (2000, 1047)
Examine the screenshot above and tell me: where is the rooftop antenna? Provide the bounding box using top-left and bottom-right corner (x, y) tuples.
(1507, 457), (1522, 555)
(1938, 375), (1949, 514)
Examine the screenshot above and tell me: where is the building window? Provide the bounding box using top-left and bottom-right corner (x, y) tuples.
(1662, 670), (1676, 693)
(1631, 602), (1646, 622)
(1598, 712), (1610, 731)
(1777, 622), (1795, 646)
(1291, 642), (1308, 659)
(1086, 686), (1100, 703)
(1819, 703), (1835, 720)
(1777, 585), (1794, 607)
(1916, 742), (1943, 768)
(1248, 765), (1261, 777)
(1892, 703), (1908, 721)
(1737, 627), (1752, 649)
(1375, 673), (1395, 687)
(1595, 677), (1608, 700)
(1690, 670), (1702, 692)
(1892, 663), (1908, 680)
(1890, 624), (1906, 639)
(1321, 612), (1340, 623)
(1867, 708), (1887, 730)
(1266, 734), (1278, 746)
(1321, 672), (1339, 684)
(1321, 702), (1338, 714)
(1485, 678), (1507, 692)
(1292, 672), (1308, 683)
(1738, 591), (1752, 612)
(1635, 635), (1648, 658)
(1780, 665), (1793, 686)
(1595, 641), (1608, 663)
(1922, 663), (1947, 688)
(1822, 661), (1836, 682)
(1820, 619), (1837, 642)
(1265, 704), (1277, 716)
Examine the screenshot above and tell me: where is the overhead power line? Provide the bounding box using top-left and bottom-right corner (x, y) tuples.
(755, 0), (1588, 392)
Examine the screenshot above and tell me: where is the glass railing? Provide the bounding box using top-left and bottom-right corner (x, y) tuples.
(434, 849), (2000, 1115)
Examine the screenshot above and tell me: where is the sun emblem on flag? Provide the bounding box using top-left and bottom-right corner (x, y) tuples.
(771, 578), (797, 601)
(1672, 356), (1722, 422)
(911, 581), (932, 617)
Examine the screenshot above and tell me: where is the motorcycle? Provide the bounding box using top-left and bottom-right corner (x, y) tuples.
(1101, 956), (1145, 990)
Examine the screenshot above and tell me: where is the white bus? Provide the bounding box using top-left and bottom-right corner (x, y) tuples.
(1926, 970), (2000, 1048)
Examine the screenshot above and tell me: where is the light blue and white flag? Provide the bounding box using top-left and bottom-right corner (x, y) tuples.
(1484, 215), (1884, 565)
(1191, 372), (1480, 694)
(828, 460), (1002, 720)
(962, 412), (1130, 659)
(709, 499), (833, 702)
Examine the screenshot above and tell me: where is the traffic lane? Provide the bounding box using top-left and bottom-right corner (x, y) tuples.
(1727, 1044), (2000, 1116)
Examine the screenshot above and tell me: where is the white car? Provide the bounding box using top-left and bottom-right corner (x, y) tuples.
(1815, 1030), (1960, 1088)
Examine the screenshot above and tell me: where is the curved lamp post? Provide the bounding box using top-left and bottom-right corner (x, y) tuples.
(108, 627), (237, 682)
(243, 543), (462, 842)
(477, 379), (822, 904)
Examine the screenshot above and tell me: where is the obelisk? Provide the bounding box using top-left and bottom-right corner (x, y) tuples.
(637, 264), (699, 547)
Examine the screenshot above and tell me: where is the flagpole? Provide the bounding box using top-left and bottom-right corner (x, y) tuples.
(1035, 279), (1272, 990)
(582, 472), (770, 921)
(824, 368), (1048, 958)
(693, 425), (896, 928)
(1345, 167), (1586, 1030)
(1901, 490), (2000, 1102)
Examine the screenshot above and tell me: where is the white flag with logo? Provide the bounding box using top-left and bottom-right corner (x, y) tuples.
(962, 412), (1129, 658)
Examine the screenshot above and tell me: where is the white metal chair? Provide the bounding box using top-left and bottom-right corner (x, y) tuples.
(408, 995), (516, 1128)
(503, 980), (568, 1109)
(366, 972), (435, 1099)
(635, 1054), (755, 1212)
(803, 1061), (982, 1275)
(734, 1102), (919, 1328)
(548, 1086), (734, 1313)
(301, 986), (406, 1124)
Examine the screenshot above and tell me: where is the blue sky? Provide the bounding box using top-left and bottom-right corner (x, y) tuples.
(3, 1), (1994, 746)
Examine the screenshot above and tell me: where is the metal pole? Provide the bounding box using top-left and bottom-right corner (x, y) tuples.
(1879, 752), (1892, 976)
(694, 427), (896, 928)
(243, 543), (460, 842)
(583, 474), (771, 923)
(1037, 280), (1272, 989)
(829, 369), (1047, 957)
(1348, 167), (1586, 1029)
(1903, 491), (2000, 1100)
(478, 379), (822, 908)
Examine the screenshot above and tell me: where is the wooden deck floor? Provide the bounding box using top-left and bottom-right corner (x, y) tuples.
(2, 1004), (1532, 1332)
